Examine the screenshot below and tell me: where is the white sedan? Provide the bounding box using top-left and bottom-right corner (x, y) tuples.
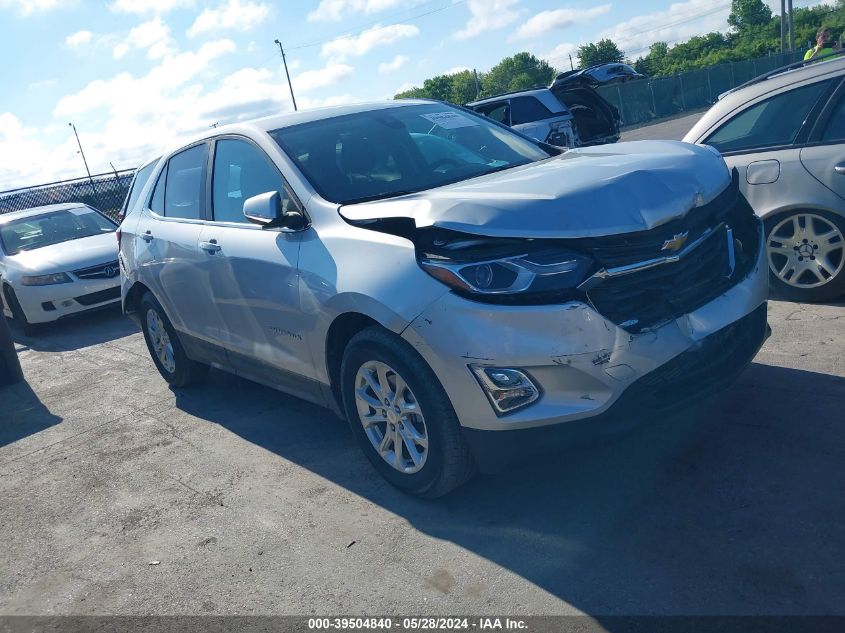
(1, 203), (121, 334)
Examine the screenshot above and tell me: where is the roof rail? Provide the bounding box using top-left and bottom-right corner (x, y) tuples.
(466, 85), (548, 105)
(723, 49), (845, 98)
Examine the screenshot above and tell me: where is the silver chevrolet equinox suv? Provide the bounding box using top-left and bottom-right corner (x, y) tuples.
(120, 101), (769, 497)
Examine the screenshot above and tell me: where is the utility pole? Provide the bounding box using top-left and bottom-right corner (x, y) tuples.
(68, 122), (96, 195)
(569, 54), (574, 70)
(788, 0), (795, 52)
(780, 0), (786, 52)
(274, 39), (297, 111)
(472, 69), (480, 99)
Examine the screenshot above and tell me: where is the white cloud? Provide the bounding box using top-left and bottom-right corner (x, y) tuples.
(512, 4), (611, 40)
(292, 62), (354, 93)
(308, 0), (403, 22)
(378, 54), (409, 73)
(444, 65), (470, 74)
(0, 38), (361, 189)
(454, 0), (520, 40)
(394, 81), (417, 94)
(322, 23), (419, 59)
(65, 29), (92, 48)
(112, 17), (175, 60)
(187, 0), (270, 38)
(539, 42), (578, 68)
(0, 0), (68, 14)
(110, 0), (193, 14)
(596, 0), (741, 58)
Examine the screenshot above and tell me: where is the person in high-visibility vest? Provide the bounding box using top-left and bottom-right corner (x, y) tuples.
(805, 27), (835, 61)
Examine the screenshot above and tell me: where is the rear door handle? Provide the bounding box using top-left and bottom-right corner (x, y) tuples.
(200, 239), (221, 253)
(835, 162), (845, 175)
(142, 230), (154, 242)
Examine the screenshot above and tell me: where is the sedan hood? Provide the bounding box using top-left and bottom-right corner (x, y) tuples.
(7, 232), (117, 274)
(339, 140), (731, 239)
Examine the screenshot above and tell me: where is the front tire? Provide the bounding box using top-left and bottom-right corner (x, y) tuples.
(765, 210), (845, 302)
(139, 292), (207, 387)
(340, 327), (475, 498)
(3, 285), (38, 336)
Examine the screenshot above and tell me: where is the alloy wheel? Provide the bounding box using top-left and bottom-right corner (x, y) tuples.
(146, 308), (176, 374)
(354, 360), (429, 474)
(767, 213), (844, 289)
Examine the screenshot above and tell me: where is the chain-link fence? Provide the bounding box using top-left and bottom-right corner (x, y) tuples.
(596, 50), (807, 127)
(0, 170), (136, 222)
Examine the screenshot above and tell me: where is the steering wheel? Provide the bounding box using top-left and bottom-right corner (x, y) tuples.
(429, 157), (461, 171)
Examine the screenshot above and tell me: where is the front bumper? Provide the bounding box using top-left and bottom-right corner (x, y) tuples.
(401, 220), (769, 464)
(462, 303), (769, 472)
(11, 277), (121, 324)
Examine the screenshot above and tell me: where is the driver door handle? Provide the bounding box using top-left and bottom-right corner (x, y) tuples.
(200, 239), (221, 253)
(835, 162), (845, 175)
(142, 230), (154, 242)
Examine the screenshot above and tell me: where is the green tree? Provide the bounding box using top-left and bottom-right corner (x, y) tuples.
(481, 52), (555, 97)
(727, 0), (773, 33)
(577, 39), (624, 68)
(634, 41), (669, 76)
(394, 69), (479, 104)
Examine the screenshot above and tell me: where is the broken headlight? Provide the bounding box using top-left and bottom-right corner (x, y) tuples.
(419, 248), (593, 300)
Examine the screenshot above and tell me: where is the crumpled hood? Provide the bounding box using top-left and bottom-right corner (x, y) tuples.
(340, 140), (731, 238)
(7, 232), (117, 274)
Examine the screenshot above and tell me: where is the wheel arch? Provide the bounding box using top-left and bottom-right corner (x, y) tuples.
(324, 312), (382, 413)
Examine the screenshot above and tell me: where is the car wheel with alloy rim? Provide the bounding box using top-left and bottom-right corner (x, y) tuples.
(340, 326), (474, 498)
(139, 292), (207, 387)
(766, 210), (845, 301)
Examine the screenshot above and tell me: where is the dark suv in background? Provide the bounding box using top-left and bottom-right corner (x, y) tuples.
(467, 63), (630, 148)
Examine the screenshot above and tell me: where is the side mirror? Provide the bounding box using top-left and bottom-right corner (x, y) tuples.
(243, 191), (306, 230)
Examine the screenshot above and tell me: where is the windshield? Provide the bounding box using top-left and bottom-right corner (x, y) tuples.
(269, 103), (551, 205)
(0, 207), (116, 256)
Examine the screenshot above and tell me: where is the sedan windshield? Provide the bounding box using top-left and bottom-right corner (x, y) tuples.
(0, 207), (115, 256)
(269, 103), (551, 205)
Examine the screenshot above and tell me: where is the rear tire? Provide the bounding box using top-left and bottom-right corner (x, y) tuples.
(340, 326), (475, 498)
(139, 292), (207, 387)
(765, 210), (845, 302)
(3, 285), (38, 336)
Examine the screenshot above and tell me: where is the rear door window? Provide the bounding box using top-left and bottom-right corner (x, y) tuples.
(819, 92), (845, 143)
(510, 96), (554, 125)
(706, 80), (833, 153)
(162, 144), (207, 219)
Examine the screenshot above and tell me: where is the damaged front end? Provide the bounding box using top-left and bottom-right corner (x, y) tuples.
(348, 173), (761, 336)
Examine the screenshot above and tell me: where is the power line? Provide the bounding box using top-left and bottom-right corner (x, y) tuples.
(287, 0), (466, 52)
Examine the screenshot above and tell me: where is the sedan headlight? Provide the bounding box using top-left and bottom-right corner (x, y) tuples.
(419, 249), (593, 300)
(20, 273), (73, 286)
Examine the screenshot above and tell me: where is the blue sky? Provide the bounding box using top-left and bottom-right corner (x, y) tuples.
(0, 0), (807, 187)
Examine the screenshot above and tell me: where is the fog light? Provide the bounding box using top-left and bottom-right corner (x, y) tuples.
(470, 366), (540, 415)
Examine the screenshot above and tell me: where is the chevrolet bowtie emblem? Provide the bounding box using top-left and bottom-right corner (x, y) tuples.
(661, 232), (689, 252)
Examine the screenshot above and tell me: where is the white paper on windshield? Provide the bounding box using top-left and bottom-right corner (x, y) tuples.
(68, 207), (91, 215)
(420, 111), (479, 129)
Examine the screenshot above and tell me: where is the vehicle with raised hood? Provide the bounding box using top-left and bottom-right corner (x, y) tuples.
(120, 101), (769, 497)
(467, 67), (622, 148)
(1, 203), (120, 335)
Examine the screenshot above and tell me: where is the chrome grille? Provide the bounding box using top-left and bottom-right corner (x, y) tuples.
(73, 260), (120, 280)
